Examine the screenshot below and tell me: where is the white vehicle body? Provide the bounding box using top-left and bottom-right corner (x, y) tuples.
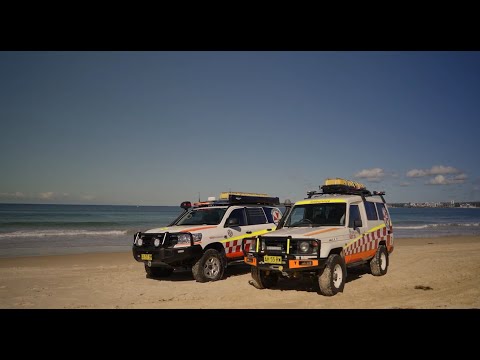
(132, 192), (282, 282)
(244, 179), (393, 296)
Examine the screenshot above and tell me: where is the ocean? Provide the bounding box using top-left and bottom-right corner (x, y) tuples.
(0, 204), (479, 258)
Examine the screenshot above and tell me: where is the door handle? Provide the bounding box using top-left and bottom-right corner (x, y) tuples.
(246, 231), (252, 234)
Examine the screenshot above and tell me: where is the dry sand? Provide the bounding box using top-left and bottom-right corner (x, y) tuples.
(0, 236), (479, 309)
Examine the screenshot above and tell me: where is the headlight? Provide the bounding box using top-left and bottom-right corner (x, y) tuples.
(136, 238), (143, 247)
(177, 233), (192, 244)
(177, 233), (201, 244)
(191, 233), (202, 242)
(154, 238), (161, 247)
(299, 241), (310, 253)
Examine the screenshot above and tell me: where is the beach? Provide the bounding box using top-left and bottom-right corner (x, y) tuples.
(0, 236), (479, 309)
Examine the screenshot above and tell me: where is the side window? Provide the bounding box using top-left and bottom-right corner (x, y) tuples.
(246, 207), (267, 225)
(226, 208), (246, 226)
(376, 203), (385, 220)
(262, 207), (281, 224)
(348, 205), (361, 228)
(365, 201), (378, 220)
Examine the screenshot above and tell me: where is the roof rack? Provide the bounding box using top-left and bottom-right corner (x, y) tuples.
(307, 178), (385, 199)
(193, 192), (280, 207)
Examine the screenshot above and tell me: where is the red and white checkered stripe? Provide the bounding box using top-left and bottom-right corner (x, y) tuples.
(344, 227), (390, 256)
(224, 239), (254, 254)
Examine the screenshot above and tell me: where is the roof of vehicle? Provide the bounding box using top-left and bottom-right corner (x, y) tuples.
(296, 194), (385, 205)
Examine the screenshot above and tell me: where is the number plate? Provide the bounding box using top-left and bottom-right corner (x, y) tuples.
(141, 254), (152, 261)
(264, 255), (282, 264)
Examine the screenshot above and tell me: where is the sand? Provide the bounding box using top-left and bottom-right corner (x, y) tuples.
(0, 236), (479, 309)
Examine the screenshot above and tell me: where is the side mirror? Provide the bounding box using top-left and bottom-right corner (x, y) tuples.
(226, 218), (239, 227)
(353, 219), (363, 228)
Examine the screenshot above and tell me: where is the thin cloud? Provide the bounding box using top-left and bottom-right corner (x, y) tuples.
(354, 168), (385, 182)
(39, 192), (54, 199)
(407, 165), (460, 178)
(399, 182), (410, 187)
(453, 173), (467, 181)
(406, 169), (428, 177)
(426, 174), (467, 185)
(430, 165), (460, 175)
(0, 191), (26, 199)
(37, 192), (73, 200)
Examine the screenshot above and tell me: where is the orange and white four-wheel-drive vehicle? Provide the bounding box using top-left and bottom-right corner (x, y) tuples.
(132, 192), (282, 282)
(243, 178), (393, 296)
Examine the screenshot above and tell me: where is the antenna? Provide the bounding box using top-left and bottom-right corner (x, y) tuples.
(198, 192), (200, 202)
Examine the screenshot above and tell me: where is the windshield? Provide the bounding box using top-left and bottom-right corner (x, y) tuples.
(176, 208), (227, 226)
(285, 203), (346, 227)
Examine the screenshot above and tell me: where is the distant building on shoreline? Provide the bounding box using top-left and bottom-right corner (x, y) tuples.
(389, 201), (479, 208)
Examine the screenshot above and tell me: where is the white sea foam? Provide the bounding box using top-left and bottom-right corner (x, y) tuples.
(0, 229), (127, 238)
(395, 222), (480, 230)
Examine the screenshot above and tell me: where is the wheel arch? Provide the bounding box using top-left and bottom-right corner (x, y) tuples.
(203, 242), (225, 254)
(328, 246), (344, 257)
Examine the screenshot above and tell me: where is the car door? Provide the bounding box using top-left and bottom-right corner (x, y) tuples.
(244, 207), (276, 236)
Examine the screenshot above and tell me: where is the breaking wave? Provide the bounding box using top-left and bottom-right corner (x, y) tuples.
(395, 223), (480, 230)
(0, 229), (128, 238)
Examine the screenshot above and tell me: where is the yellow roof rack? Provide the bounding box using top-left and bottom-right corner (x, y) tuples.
(324, 178), (366, 190)
(219, 191), (269, 200)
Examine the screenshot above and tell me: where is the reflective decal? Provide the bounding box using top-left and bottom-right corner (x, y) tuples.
(271, 209), (282, 224)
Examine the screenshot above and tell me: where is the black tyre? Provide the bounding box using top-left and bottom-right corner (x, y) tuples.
(192, 249), (225, 282)
(318, 254), (346, 296)
(249, 267), (279, 289)
(144, 264), (174, 278)
(369, 245), (389, 276)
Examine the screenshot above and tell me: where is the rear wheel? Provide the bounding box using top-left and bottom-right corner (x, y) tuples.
(369, 245), (389, 276)
(249, 267), (279, 289)
(192, 249), (225, 282)
(144, 264), (174, 278)
(318, 254), (346, 296)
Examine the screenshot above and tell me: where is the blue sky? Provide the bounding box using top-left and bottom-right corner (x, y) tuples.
(1, 51), (479, 205)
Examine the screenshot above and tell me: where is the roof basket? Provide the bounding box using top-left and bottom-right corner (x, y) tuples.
(307, 178), (378, 198)
(320, 184), (372, 196)
(193, 192), (280, 207)
(226, 194), (280, 205)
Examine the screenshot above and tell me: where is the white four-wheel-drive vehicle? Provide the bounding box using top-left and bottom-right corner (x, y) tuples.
(243, 178), (394, 296)
(132, 192), (282, 282)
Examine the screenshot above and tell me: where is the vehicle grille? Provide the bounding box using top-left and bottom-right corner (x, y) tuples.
(260, 236), (319, 255)
(138, 233), (179, 248)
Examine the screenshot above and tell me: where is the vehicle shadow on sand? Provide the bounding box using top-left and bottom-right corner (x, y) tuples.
(267, 265), (370, 293)
(146, 261), (252, 282)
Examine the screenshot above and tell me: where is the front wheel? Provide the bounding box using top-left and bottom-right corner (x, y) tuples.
(369, 245), (389, 276)
(192, 249), (225, 282)
(318, 254), (346, 296)
(249, 267), (279, 289)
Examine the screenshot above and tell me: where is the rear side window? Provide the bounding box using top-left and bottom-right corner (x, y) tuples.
(246, 207), (267, 225)
(348, 205), (361, 228)
(376, 203), (386, 220)
(365, 201), (378, 220)
(226, 208), (246, 226)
